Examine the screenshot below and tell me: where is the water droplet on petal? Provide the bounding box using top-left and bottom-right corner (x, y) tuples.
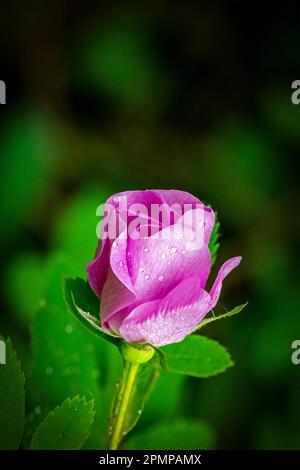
(158, 275), (164, 281)
(161, 253), (166, 259)
(144, 247), (149, 252)
(112, 240), (118, 248)
(119, 261), (124, 267)
(144, 274), (150, 280)
(138, 267), (144, 273)
(171, 247), (177, 253)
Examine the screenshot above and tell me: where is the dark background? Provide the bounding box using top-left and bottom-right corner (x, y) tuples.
(0, 1), (299, 449)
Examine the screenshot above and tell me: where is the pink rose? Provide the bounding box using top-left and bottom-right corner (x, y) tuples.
(87, 190), (241, 347)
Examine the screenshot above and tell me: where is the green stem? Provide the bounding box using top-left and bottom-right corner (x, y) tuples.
(109, 360), (139, 450)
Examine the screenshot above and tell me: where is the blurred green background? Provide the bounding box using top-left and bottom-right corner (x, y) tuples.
(0, 1), (299, 449)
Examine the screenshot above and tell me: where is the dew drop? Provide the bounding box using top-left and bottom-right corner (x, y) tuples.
(171, 247), (177, 253)
(158, 275), (164, 281)
(57, 348), (65, 358)
(65, 324), (74, 335)
(112, 240), (118, 248)
(86, 343), (95, 353)
(144, 274), (150, 280)
(45, 366), (53, 376)
(161, 253), (166, 259)
(119, 261), (124, 267)
(144, 247), (149, 253)
(138, 267), (144, 273)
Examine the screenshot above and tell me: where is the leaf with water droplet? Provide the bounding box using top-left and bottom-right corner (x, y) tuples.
(64, 277), (119, 346)
(30, 396), (95, 450)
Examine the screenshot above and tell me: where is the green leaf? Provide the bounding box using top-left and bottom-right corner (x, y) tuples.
(208, 212), (220, 266)
(194, 302), (248, 331)
(63, 277), (119, 346)
(30, 396), (95, 450)
(125, 419), (215, 450)
(162, 335), (233, 378)
(0, 338), (25, 449)
(153, 346), (168, 372)
(30, 254), (109, 450)
(32, 304), (101, 403)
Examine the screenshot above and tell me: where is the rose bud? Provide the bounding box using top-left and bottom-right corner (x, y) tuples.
(87, 190), (241, 347)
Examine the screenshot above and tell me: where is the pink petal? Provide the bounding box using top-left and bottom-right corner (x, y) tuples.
(86, 237), (110, 297)
(109, 232), (135, 293)
(155, 190), (215, 241)
(209, 256), (242, 309)
(119, 276), (212, 346)
(127, 224), (211, 302)
(155, 189), (203, 211)
(100, 268), (136, 329)
(86, 190), (165, 296)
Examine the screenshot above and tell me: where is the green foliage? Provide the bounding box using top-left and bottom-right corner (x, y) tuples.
(125, 419), (215, 450)
(52, 186), (111, 278)
(0, 338), (25, 449)
(30, 396), (95, 450)
(162, 335), (233, 378)
(0, 112), (58, 243)
(208, 212), (221, 267)
(28, 254), (108, 449)
(75, 18), (171, 114)
(5, 252), (45, 326)
(64, 277), (119, 346)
